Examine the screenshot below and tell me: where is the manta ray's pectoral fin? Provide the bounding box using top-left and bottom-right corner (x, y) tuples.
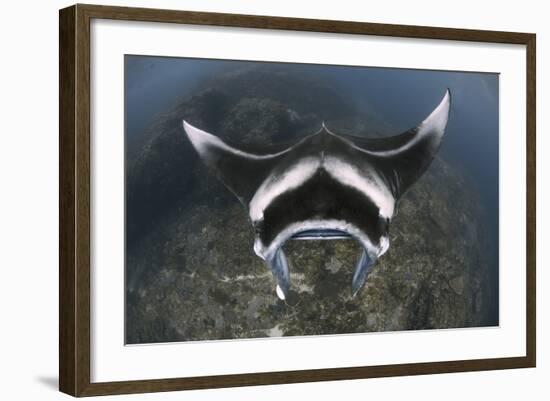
(183, 120), (287, 205)
(342, 89), (451, 198)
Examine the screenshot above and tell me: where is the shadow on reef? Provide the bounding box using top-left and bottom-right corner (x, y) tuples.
(125, 65), (496, 343)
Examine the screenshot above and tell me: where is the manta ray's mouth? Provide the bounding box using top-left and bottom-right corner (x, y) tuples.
(267, 239), (375, 301)
(262, 222), (379, 301)
(291, 229), (352, 240)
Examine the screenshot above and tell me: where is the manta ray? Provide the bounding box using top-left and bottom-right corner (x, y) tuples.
(183, 90), (451, 300)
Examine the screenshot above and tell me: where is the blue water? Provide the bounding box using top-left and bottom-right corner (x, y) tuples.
(125, 55), (239, 142)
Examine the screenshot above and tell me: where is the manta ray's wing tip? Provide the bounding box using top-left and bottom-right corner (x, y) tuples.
(182, 119), (198, 145)
(181, 120), (213, 152)
(420, 88), (452, 136)
(439, 88), (451, 111)
(182, 119), (193, 137)
(444, 88), (452, 106)
(182, 119), (204, 136)
(438, 88), (451, 116)
(442, 89), (452, 123)
(182, 119), (194, 133)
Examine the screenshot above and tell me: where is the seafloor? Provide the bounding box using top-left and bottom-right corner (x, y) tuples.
(125, 66), (495, 344)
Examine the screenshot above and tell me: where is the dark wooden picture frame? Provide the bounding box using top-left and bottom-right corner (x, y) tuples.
(59, 3), (536, 397)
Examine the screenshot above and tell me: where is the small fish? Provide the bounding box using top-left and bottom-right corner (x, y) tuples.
(183, 90), (451, 299)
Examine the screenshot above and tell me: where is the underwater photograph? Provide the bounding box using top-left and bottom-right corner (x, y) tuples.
(124, 55), (499, 344)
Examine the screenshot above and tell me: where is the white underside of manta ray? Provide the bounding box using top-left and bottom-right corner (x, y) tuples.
(182, 90), (451, 300)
